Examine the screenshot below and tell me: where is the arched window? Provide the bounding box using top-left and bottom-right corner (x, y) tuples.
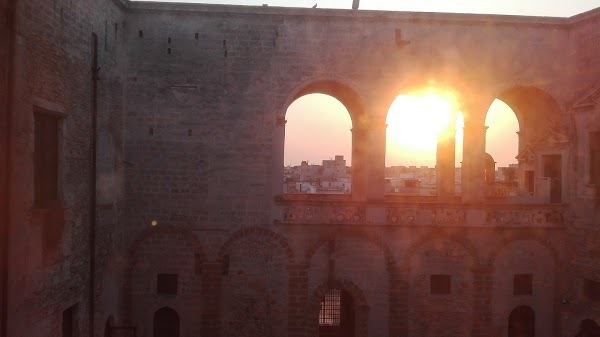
(153, 307), (180, 337)
(284, 94), (352, 194)
(385, 90), (461, 196)
(484, 99), (520, 197)
(319, 289), (355, 337)
(103, 316), (114, 337)
(488, 86), (564, 202)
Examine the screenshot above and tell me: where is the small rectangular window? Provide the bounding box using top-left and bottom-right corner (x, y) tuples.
(62, 304), (79, 337)
(513, 274), (533, 295)
(34, 110), (60, 208)
(430, 275), (451, 294)
(584, 279), (600, 301)
(194, 254), (202, 275)
(157, 274), (178, 294)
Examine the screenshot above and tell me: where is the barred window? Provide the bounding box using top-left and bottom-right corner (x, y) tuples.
(319, 289), (341, 326)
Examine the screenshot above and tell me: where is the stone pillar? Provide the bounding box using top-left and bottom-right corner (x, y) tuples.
(272, 116), (286, 197)
(388, 265), (409, 337)
(471, 265), (493, 337)
(437, 125), (456, 201)
(201, 262), (222, 337)
(366, 124), (387, 201)
(288, 264), (309, 337)
(351, 127), (369, 201)
(462, 122), (487, 203)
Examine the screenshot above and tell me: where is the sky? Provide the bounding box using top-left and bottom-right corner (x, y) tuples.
(133, 0), (600, 17)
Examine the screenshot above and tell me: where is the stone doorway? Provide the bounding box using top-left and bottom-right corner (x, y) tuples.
(153, 307), (179, 337)
(508, 305), (535, 337)
(543, 154), (562, 203)
(318, 289), (355, 337)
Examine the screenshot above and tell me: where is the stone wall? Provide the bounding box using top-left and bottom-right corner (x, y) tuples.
(7, 0), (127, 335)
(6, 1), (600, 337)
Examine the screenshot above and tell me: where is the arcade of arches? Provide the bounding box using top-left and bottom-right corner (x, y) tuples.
(5, 2), (600, 337)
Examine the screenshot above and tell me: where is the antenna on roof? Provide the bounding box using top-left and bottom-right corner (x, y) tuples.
(352, 0), (359, 10)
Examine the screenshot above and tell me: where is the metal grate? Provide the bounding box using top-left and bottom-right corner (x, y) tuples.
(319, 289), (341, 326)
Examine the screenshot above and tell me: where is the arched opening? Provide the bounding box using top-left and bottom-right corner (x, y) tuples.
(487, 86), (566, 202)
(484, 99), (520, 198)
(103, 316), (114, 337)
(319, 289), (355, 337)
(385, 89), (461, 197)
(153, 307), (180, 337)
(575, 319), (600, 337)
(508, 305), (535, 337)
(284, 94), (352, 194)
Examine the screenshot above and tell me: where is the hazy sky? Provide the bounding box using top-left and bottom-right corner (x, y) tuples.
(134, 0), (600, 17)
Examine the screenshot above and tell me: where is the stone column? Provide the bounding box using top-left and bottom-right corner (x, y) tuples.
(288, 264), (309, 337)
(201, 262), (222, 337)
(437, 125), (456, 201)
(388, 265), (409, 337)
(462, 122), (487, 203)
(272, 116), (286, 197)
(366, 124), (387, 201)
(471, 265), (493, 337)
(351, 127), (369, 201)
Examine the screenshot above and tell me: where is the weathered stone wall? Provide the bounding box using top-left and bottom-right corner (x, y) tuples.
(6, 1), (600, 337)
(7, 0), (127, 335)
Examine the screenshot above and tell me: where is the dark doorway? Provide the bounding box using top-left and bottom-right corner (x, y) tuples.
(542, 155), (562, 203)
(153, 307), (179, 337)
(508, 305), (535, 337)
(524, 171), (534, 196)
(319, 289), (355, 337)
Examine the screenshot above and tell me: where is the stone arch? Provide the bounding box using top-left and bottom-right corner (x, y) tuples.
(405, 234), (477, 337)
(403, 231), (480, 268)
(508, 305), (535, 337)
(103, 315), (114, 337)
(305, 228), (396, 267)
(574, 318), (600, 337)
(308, 279), (369, 337)
(490, 238), (558, 337)
(306, 228), (391, 337)
(219, 227), (290, 337)
(217, 226), (294, 263)
(153, 307), (180, 337)
(281, 76), (366, 127)
(488, 235), (561, 267)
(127, 227), (205, 337)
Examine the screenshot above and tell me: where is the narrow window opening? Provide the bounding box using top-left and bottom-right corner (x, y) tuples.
(224, 50), (227, 58)
(168, 37), (171, 44)
(187, 129), (192, 137)
(195, 33), (199, 39)
(34, 110), (60, 208)
(222, 255), (230, 275)
(62, 304), (79, 337)
(149, 127), (154, 135)
(167, 48), (171, 55)
(139, 30), (143, 38)
(194, 254), (202, 275)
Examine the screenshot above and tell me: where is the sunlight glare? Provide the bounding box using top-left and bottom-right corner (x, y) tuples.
(386, 90), (459, 166)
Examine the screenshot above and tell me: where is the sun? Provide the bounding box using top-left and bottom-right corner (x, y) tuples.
(386, 89), (459, 163)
